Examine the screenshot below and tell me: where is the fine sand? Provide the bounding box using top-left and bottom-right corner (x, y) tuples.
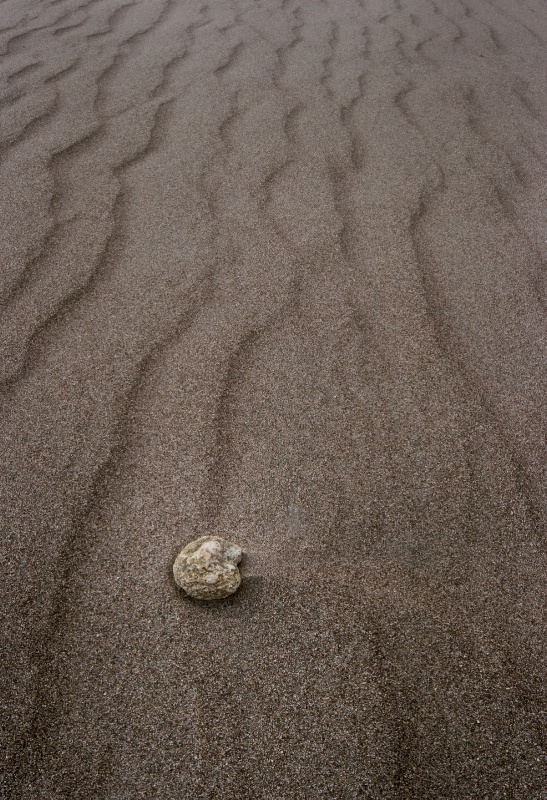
(1, 0), (546, 797)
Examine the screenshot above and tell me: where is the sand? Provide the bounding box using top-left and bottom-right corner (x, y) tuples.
(0, 0), (545, 797)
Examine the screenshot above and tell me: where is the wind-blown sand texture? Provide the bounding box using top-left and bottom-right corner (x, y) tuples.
(1, 0), (546, 796)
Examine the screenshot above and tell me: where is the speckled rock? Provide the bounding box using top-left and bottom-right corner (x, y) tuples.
(173, 536), (243, 600)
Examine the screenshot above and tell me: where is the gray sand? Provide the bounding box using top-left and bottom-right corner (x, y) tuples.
(0, 0), (545, 797)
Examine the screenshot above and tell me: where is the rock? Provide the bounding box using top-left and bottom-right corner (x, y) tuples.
(173, 536), (243, 600)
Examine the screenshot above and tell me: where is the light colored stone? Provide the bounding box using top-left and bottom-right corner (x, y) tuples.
(173, 536), (243, 600)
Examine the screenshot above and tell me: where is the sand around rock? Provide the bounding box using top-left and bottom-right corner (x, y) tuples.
(1, 0), (546, 796)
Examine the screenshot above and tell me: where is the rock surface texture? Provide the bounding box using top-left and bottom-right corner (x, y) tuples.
(173, 537), (243, 600)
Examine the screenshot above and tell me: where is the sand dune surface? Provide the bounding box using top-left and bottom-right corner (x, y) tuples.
(1, 0), (546, 797)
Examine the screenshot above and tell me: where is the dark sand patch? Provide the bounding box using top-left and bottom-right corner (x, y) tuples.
(1, 0), (545, 797)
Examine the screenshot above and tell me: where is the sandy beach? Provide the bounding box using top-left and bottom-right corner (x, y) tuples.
(1, 0), (546, 796)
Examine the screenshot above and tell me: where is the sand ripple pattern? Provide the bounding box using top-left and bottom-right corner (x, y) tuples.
(1, 0), (546, 797)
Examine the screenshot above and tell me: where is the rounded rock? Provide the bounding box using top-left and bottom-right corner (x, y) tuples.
(173, 536), (243, 600)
